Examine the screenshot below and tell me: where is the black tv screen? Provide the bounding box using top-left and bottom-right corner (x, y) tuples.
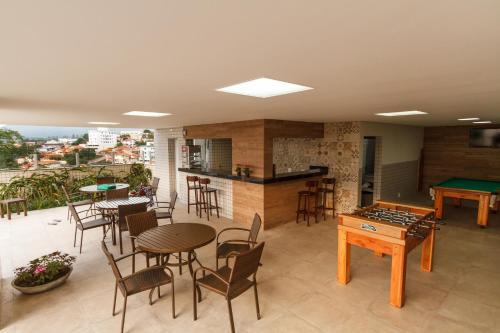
(469, 128), (500, 148)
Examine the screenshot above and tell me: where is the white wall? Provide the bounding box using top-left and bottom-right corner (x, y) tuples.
(359, 122), (423, 164)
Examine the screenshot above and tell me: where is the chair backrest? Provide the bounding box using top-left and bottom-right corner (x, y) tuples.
(305, 180), (319, 191)
(248, 213), (262, 243)
(169, 191), (178, 213)
(61, 185), (71, 202)
(151, 177), (160, 194)
(106, 187), (129, 200)
(228, 242), (265, 286)
(97, 176), (115, 185)
(118, 202), (148, 228)
(126, 210), (158, 238)
(186, 176), (199, 189)
(101, 241), (123, 281)
(68, 204), (82, 225)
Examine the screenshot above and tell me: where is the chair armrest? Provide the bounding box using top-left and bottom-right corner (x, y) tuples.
(114, 250), (146, 262)
(225, 251), (241, 267)
(193, 266), (229, 286)
(216, 227), (250, 244)
(79, 213), (106, 221)
(218, 239), (257, 247)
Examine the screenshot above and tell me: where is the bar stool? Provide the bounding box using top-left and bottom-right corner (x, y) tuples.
(318, 177), (336, 220)
(296, 180), (320, 226)
(199, 178), (220, 221)
(186, 176), (202, 215)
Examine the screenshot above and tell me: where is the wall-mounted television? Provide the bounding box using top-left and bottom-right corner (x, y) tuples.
(469, 128), (500, 148)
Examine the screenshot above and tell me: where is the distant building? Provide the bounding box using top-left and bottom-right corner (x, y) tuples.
(139, 142), (155, 163)
(120, 130), (143, 141)
(87, 128), (118, 151)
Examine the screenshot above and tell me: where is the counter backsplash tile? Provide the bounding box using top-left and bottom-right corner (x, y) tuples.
(273, 122), (361, 214)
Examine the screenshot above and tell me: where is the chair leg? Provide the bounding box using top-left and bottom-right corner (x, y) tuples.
(119, 230), (123, 255)
(187, 189), (191, 214)
(149, 287), (155, 305)
(214, 192), (220, 218)
(178, 253), (182, 275)
(193, 281), (198, 320)
(296, 195), (301, 223)
(7, 204), (11, 220)
(132, 253), (136, 273)
(23, 202), (27, 216)
(146, 256), (150, 268)
(254, 283), (261, 320)
(112, 283), (118, 316)
(121, 296), (127, 333)
(171, 278), (176, 319)
(79, 230), (84, 253)
(73, 226), (78, 247)
(227, 298), (236, 333)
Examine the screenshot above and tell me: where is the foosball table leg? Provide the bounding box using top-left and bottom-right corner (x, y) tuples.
(390, 244), (407, 308)
(421, 227), (435, 272)
(337, 229), (350, 284)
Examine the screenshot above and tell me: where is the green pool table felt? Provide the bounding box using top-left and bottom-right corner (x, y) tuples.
(435, 178), (500, 193)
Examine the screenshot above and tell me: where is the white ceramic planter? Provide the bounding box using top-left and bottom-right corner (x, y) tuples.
(11, 267), (73, 295)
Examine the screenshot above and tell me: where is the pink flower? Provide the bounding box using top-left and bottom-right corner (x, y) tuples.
(34, 266), (46, 274)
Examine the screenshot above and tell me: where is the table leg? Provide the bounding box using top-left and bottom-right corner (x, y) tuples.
(477, 195), (490, 228)
(421, 227), (435, 272)
(390, 244), (407, 308)
(111, 213), (117, 245)
(337, 229), (350, 284)
(434, 190), (443, 220)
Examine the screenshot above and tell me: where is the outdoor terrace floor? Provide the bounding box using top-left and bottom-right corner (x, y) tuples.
(1, 202), (500, 332)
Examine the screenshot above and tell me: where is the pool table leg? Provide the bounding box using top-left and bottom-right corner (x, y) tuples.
(434, 190), (443, 220)
(477, 194), (490, 228)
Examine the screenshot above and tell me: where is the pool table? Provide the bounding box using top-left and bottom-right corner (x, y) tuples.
(431, 178), (500, 227)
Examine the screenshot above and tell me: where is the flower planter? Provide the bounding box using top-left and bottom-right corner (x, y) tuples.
(11, 267), (73, 295)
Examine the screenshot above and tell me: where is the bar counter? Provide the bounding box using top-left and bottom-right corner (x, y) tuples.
(178, 165), (328, 184)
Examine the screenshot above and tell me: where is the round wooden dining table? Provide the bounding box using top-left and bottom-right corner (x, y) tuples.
(136, 223), (216, 276)
(95, 196), (151, 245)
(79, 183), (129, 194)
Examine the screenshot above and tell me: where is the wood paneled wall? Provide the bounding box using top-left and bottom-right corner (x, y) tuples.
(422, 126), (500, 190)
(185, 119), (325, 229)
(184, 119), (323, 178)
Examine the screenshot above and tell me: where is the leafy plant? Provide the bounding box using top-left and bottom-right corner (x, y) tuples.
(13, 252), (76, 287)
(0, 163), (152, 211)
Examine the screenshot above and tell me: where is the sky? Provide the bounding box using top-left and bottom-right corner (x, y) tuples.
(0, 125), (144, 139)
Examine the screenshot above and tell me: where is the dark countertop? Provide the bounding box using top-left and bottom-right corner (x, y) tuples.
(178, 166), (328, 184)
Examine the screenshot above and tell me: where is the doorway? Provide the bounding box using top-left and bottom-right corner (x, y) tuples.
(361, 136), (377, 207)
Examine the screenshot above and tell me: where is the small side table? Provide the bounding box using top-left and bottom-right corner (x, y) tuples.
(0, 198), (28, 220)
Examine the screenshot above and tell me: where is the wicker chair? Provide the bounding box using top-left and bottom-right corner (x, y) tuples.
(116, 202), (148, 254)
(97, 176), (115, 185)
(215, 213), (262, 269)
(126, 210), (161, 273)
(101, 241), (175, 333)
(151, 177), (160, 202)
(193, 242), (265, 333)
(69, 203), (112, 253)
(153, 191), (177, 224)
(106, 187), (129, 201)
(61, 185), (93, 223)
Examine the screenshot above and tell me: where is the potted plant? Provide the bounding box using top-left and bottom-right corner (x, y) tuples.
(243, 167), (251, 178)
(235, 166), (242, 177)
(11, 251), (76, 295)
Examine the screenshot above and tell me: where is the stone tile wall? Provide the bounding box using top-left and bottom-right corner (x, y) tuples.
(273, 122), (361, 214)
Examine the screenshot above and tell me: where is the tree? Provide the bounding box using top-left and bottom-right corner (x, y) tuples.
(142, 129), (154, 140)
(0, 129), (35, 169)
(63, 149), (96, 166)
(72, 137), (86, 145)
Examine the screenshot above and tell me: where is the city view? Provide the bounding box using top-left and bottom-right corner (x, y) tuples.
(0, 125), (154, 170)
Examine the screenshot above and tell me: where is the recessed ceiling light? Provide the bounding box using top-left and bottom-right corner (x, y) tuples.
(473, 121), (492, 124)
(124, 111), (172, 117)
(88, 121), (120, 125)
(216, 78), (313, 98)
(457, 118), (480, 121)
(375, 111), (428, 117)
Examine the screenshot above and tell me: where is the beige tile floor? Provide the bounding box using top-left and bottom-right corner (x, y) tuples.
(1, 202), (500, 333)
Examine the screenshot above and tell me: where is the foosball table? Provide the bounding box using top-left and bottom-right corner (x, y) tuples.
(337, 201), (439, 308)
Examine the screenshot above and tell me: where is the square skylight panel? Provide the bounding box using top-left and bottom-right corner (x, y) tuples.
(216, 78), (313, 98)
(375, 111), (428, 117)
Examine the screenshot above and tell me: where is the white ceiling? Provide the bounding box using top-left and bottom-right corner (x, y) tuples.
(1, 0), (500, 129)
